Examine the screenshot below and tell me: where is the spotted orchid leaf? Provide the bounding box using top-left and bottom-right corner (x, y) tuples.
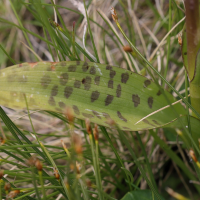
(0, 61), (186, 131)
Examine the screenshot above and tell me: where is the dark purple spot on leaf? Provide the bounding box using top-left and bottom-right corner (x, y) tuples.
(7, 74), (14, 82)
(148, 96), (153, 108)
(110, 70), (116, 78)
(60, 61), (67, 66)
(94, 76), (100, 85)
(92, 110), (101, 119)
(84, 76), (92, 90)
(143, 119), (154, 127)
(157, 90), (162, 96)
(64, 86), (73, 98)
(59, 102), (66, 109)
(116, 84), (121, 97)
(184, 52), (187, 55)
(132, 94), (140, 107)
(68, 65), (77, 72)
(76, 61), (81, 65)
(51, 85), (58, 96)
(106, 65), (112, 70)
(29, 98), (37, 106)
(82, 113), (94, 118)
(18, 75), (27, 83)
(91, 91), (100, 102)
(108, 80), (113, 89)
(117, 111), (127, 122)
(46, 66), (52, 71)
(89, 66), (96, 75)
(60, 73), (68, 85)
(10, 91), (18, 97)
(82, 62), (89, 72)
(55, 108), (62, 112)
(41, 75), (51, 89)
(121, 72), (129, 83)
(105, 95), (114, 106)
(73, 105), (80, 115)
(123, 127), (130, 130)
(102, 112), (110, 118)
(82, 78), (85, 84)
(144, 80), (151, 88)
(48, 96), (56, 106)
(152, 120), (160, 126)
(74, 80), (81, 88)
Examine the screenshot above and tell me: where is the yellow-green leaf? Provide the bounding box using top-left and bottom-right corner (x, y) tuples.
(0, 61), (186, 131)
